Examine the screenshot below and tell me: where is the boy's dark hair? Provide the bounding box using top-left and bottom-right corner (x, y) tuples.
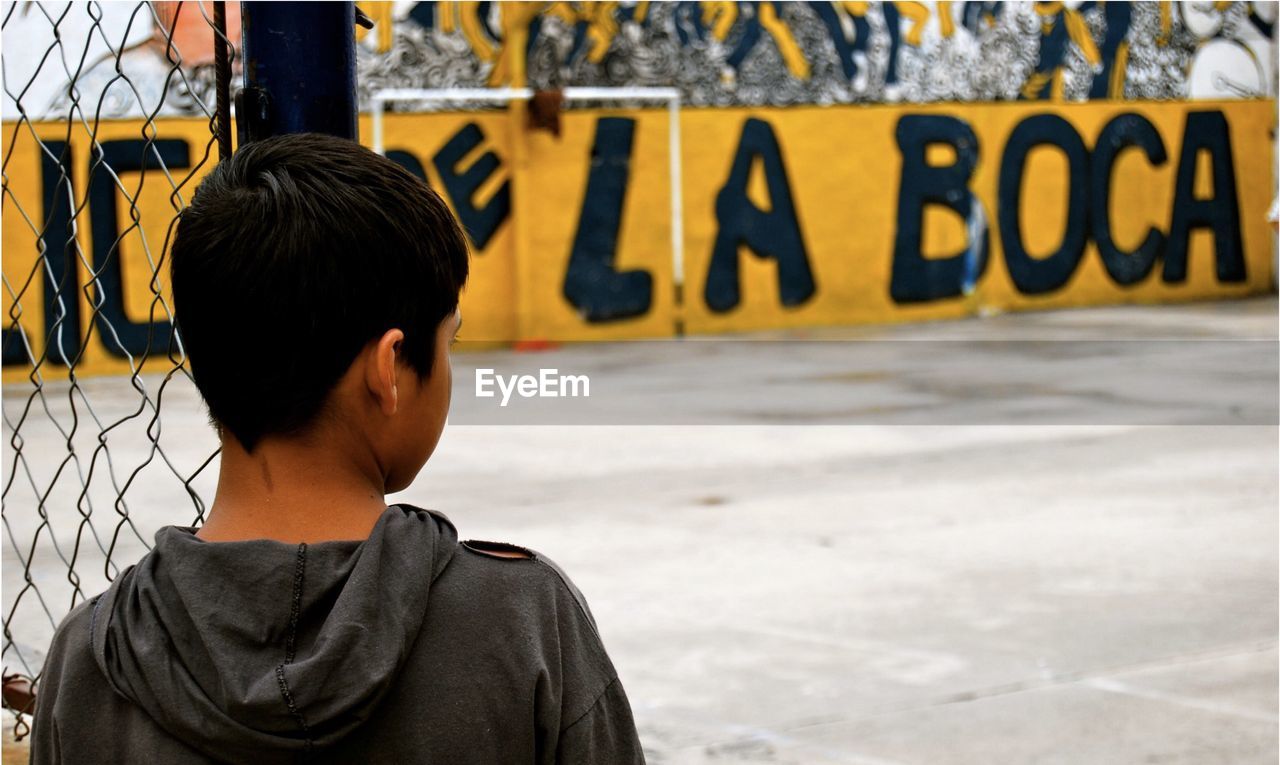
(171, 133), (469, 451)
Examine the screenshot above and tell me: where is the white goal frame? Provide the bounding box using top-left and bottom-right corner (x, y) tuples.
(370, 87), (685, 296)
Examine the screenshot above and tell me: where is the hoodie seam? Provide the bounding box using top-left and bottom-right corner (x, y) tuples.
(560, 675), (621, 735)
(274, 666), (311, 753)
(88, 595), (103, 640)
(284, 542), (307, 664)
(275, 542), (313, 753)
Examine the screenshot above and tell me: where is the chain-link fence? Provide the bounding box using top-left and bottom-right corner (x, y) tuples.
(1, 0), (235, 737)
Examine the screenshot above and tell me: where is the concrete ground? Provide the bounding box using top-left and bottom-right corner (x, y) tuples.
(3, 297), (1277, 764)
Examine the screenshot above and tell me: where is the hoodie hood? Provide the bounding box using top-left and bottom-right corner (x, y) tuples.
(90, 505), (457, 764)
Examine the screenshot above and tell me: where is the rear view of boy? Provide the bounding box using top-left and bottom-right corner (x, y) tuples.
(31, 133), (645, 764)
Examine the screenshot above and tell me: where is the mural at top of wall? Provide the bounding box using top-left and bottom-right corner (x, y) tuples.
(361, 0), (1277, 107)
(1, 1), (1275, 122)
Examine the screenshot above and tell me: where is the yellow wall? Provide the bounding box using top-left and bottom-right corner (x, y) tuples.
(1, 119), (216, 380)
(2, 99), (1274, 381)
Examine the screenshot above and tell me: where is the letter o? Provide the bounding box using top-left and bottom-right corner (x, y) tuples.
(998, 115), (1090, 295)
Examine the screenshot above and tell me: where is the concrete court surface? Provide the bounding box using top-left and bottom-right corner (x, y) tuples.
(2, 297), (1277, 764)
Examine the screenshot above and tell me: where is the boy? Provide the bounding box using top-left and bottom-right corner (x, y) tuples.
(31, 133), (645, 764)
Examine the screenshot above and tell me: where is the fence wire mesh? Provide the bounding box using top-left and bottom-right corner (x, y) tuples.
(1, 0), (234, 737)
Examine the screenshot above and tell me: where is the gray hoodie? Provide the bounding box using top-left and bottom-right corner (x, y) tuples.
(31, 505), (644, 763)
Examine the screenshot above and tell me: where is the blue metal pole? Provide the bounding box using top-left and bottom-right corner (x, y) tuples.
(238, 2), (358, 142)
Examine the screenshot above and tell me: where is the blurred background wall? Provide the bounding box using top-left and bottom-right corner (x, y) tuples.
(2, 1), (1276, 381)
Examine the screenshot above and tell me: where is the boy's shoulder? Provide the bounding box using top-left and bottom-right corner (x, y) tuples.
(44, 591), (107, 667)
(426, 530), (620, 725)
(445, 534), (602, 634)
(39, 563), (152, 692)
(36, 590), (122, 716)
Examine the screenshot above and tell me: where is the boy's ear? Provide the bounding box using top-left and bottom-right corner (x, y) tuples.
(366, 329), (404, 416)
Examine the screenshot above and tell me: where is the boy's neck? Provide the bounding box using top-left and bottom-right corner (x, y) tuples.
(196, 430), (390, 544)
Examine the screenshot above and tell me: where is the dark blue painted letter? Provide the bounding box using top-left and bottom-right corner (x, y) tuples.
(563, 117), (653, 322)
(998, 114), (1089, 295)
(1091, 113), (1166, 285)
(892, 115), (987, 303)
(706, 117), (814, 313)
(89, 139), (186, 359)
(3, 140), (80, 366)
(432, 123), (511, 251)
(1164, 110), (1245, 283)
